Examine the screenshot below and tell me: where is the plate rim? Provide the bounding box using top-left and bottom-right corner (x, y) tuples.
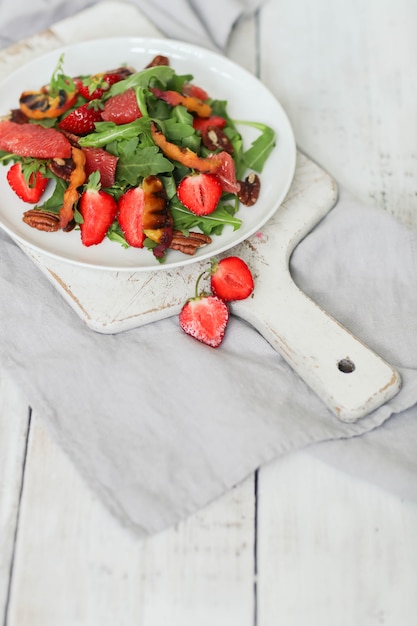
(0, 35), (297, 273)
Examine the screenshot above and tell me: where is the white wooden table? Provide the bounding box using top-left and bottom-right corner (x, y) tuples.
(1, 1), (417, 624)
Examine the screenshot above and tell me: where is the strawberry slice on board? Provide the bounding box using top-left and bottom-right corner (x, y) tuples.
(6, 162), (49, 203)
(177, 173), (222, 216)
(78, 172), (118, 246)
(58, 102), (103, 136)
(117, 186), (146, 248)
(210, 256), (255, 302)
(179, 294), (230, 348)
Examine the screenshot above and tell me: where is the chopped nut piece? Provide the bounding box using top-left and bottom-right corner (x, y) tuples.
(145, 55), (170, 68)
(201, 126), (234, 153)
(237, 173), (261, 206)
(169, 230), (212, 255)
(49, 157), (75, 182)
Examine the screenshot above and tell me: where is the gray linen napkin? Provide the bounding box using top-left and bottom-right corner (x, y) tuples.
(1, 185), (416, 536)
(0, 0), (258, 50)
(0, 0), (416, 536)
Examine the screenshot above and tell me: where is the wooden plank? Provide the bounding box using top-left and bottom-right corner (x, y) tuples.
(1, 6), (259, 626)
(0, 370), (30, 617)
(256, 452), (417, 626)
(7, 413), (255, 626)
(259, 0), (417, 228)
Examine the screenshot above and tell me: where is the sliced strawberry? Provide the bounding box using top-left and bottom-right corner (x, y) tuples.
(117, 186), (146, 248)
(7, 162), (49, 203)
(73, 68), (132, 101)
(79, 172), (118, 246)
(193, 115), (227, 133)
(58, 102), (103, 136)
(207, 151), (239, 194)
(82, 147), (118, 188)
(101, 88), (142, 124)
(210, 256), (254, 302)
(177, 173), (222, 216)
(179, 294), (229, 348)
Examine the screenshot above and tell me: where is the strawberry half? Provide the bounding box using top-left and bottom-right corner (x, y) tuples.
(73, 68), (131, 101)
(7, 162), (49, 203)
(179, 294), (230, 348)
(117, 186), (146, 248)
(79, 172), (118, 246)
(177, 173), (222, 216)
(58, 102), (103, 136)
(210, 256), (255, 301)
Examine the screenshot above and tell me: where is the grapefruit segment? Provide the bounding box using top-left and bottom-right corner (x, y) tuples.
(0, 120), (72, 159)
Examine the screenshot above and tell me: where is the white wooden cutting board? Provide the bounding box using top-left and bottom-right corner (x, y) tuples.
(0, 1), (401, 422)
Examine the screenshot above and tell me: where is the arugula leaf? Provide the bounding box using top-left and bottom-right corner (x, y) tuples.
(35, 178), (67, 214)
(106, 66), (176, 98)
(170, 200), (242, 236)
(107, 222), (129, 247)
(116, 142), (174, 184)
(78, 118), (150, 148)
(167, 73), (193, 92)
(48, 54), (75, 97)
(234, 120), (276, 173)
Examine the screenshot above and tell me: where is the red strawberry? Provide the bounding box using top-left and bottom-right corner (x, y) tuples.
(7, 162), (49, 203)
(58, 103), (103, 136)
(179, 294), (229, 348)
(177, 173), (222, 215)
(210, 256), (254, 301)
(79, 172), (118, 246)
(117, 186), (146, 248)
(74, 68), (131, 101)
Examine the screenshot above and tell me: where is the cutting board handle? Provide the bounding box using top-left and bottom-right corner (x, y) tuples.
(233, 265), (401, 422)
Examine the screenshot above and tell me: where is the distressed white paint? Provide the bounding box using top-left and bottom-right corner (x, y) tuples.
(256, 452), (417, 626)
(6, 414), (255, 626)
(259, 0), (417, 229)
(0, 372), (29, 616)
(22, 153), (400, 420)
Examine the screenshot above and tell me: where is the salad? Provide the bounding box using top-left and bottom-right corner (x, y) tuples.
(0, 53), (276, 262)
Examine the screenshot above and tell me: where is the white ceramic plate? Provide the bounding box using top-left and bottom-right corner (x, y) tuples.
(0, 37), (296, 272)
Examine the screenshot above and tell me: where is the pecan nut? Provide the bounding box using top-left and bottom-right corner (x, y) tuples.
(145, 55), (169, 68)
(201, 126), (234, 154)
(169, 230), (212, 255)
(49, 157), (75, 182)
(22, 209), (60, 232)
(237, 172), (261, 206)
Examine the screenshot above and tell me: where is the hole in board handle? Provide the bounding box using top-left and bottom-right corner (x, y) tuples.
(338, 358), (355, 373)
